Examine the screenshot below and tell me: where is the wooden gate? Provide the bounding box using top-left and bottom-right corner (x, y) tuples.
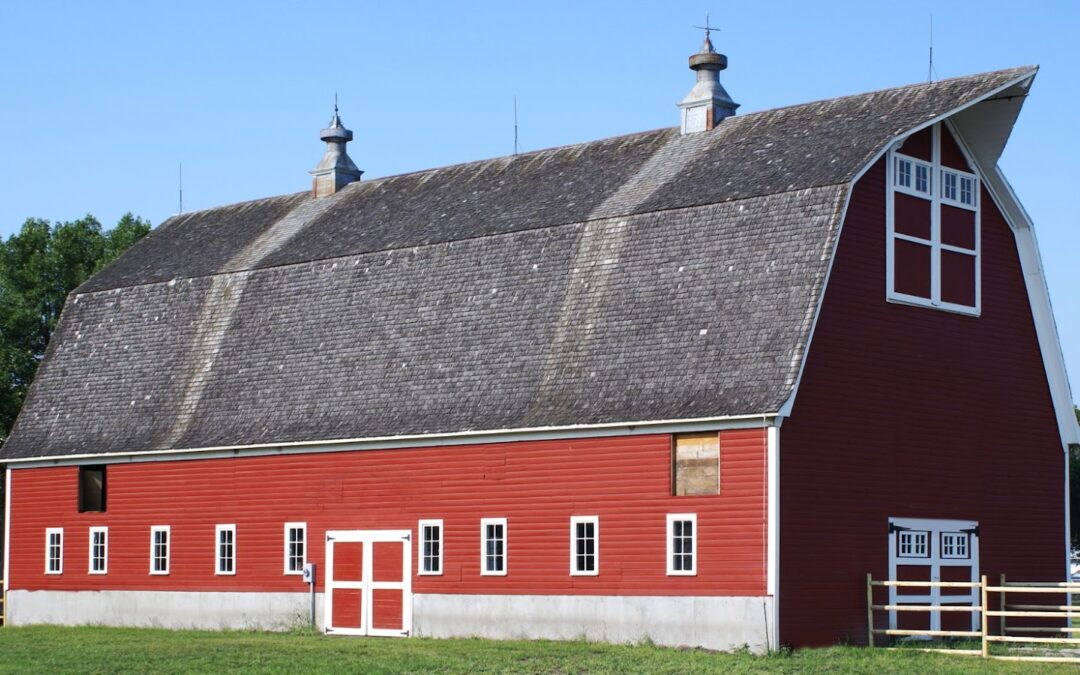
(324, 530), (412, 637)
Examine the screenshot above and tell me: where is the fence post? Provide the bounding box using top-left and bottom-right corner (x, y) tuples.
(980, 575), (989, 658)
(999, 573), (1006, 637)
(866, 573), (874, 648)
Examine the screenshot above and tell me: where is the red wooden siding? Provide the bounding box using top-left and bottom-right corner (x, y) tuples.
(780, 156), (1065, 646)
(9, 430), (767, 597)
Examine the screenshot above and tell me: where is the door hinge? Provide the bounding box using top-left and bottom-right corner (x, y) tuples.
(402, 533), (411, 542)
(401, 630), (410, 636)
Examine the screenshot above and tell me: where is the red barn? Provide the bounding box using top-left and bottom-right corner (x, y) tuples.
(1, 39), (1076, 649)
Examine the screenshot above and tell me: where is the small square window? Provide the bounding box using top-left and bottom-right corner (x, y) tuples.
(216, 524), (236, 575)
(419, 519), (443, 575)
(898, 530), (929, 558)
(941, 532), (970, 559)
(481, 518), (507, 576)
(284, 522), (306, 575)
(150, 526), (170, 575)
(666, 514), (697, 576)
(570, 516), (599, 576)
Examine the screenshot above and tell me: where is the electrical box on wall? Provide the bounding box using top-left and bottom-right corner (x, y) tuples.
(302, 563), (315, 583)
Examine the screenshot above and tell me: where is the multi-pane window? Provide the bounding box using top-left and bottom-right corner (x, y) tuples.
(419, 519), (443, 575)
(570, 516), (599, 576)
(89, 527), (108, 574)
(150, 526), (170, 575)
(941, 532), (970, 559)
(898, 530), (929, 558)
(666, 513), (697, 576)
(888, 123), (980, 314)
(481, 518), (507, 576)
(284, 522), (306, 575)
(45, 528), (64, 574)
(216, 524), (236, 575)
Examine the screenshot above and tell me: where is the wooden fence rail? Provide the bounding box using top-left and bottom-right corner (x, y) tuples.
(866, 572), (1080, 664)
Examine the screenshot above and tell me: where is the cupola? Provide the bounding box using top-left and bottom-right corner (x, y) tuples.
(310, 101), (363, 197)
(677, 24), (739, 134)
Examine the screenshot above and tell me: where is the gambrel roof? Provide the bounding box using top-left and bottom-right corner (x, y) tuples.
(5, 66), (1059, 460)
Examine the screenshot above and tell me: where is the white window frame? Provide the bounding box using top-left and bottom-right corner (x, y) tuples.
(886, 122), (981, 316)
(45, 527), (64, 575)
(940, 531), (970, 559)
(480, 517), (507, 576)
(666, 513), (697, 576)
(283, 522), (306, 575)
(150, 525), (170, 575)
(897, 530), (930, 558)
(215, 524), (236, 576)
(569, 515), (599, 576)
(418, 519), (443, 576)
(88, 526), (108, 574)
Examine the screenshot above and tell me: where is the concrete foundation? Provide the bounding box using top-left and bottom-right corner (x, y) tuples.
(413, 593), (774, 652)
(9, 590), (774, 651)
(8, 589), (325, 631)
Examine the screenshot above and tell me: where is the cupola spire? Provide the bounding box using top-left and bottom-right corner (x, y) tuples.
(678, 16), (739, 134)
(310, 96), (363, 197)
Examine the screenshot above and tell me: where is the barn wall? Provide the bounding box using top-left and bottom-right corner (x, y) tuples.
(8, 430), (767, 603)
(779, 154), (1066, 646)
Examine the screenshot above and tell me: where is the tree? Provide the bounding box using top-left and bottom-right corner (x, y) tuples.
(0, 214), (150, 445)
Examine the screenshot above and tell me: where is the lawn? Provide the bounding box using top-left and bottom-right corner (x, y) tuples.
(0, 626), (1074, 674)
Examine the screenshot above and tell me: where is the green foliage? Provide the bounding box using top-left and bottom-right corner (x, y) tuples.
(0, 214), (150, 444)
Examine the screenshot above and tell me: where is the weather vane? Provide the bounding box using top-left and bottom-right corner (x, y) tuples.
(693, 12), (718, 40)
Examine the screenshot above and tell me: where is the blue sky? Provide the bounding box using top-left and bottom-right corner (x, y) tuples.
(1, 1), (1078, 402)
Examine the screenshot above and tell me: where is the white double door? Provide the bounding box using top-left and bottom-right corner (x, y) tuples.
(324, 529), (412, 637)
(888, 517), (980, 632)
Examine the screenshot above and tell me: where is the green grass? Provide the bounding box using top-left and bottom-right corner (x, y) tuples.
(0, 626), (1075, 674)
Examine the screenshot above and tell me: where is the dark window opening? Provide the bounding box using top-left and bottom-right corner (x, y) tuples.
(79, 465), (106, 512)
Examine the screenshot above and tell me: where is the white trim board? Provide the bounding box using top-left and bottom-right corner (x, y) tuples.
(4, 413), (779, 468)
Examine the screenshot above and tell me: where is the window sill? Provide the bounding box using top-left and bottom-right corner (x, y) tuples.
(886, 293), (980, 318)
(417, 570), (444, 576)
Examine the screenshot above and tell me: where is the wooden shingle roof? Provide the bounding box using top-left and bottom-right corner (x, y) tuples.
(1, 67), (1035, 459)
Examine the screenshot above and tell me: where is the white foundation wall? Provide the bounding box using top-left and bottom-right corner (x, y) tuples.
(9, 590), (775, 652)
(8, 590), (325, 631)
(414, 594), (774, 652)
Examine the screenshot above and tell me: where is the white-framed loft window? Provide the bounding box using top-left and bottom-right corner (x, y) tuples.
(897, 530), (929, 558)
(481, 517), (507, 576)
(284, 522), (306, 575)
(150, 525), (170, 575)
(418, 519), (443, 576)
(89, 527), (108, 574)
(887, 122), (980, 315)
(940, 532), (970, 559)
(666, 513), (697, 576)
(215, 524), (236, 575)
(45, 527), (64, 574)
(570, 516), (599, 576)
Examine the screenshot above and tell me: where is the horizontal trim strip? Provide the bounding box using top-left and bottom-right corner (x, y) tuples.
(4, 412), (777, 468)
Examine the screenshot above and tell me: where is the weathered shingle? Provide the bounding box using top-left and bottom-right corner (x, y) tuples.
(1, 67), (1033, 459)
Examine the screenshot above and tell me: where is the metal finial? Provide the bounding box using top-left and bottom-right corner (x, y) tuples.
(693, 12), (717, 40)
(334, 92), (339, 115)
